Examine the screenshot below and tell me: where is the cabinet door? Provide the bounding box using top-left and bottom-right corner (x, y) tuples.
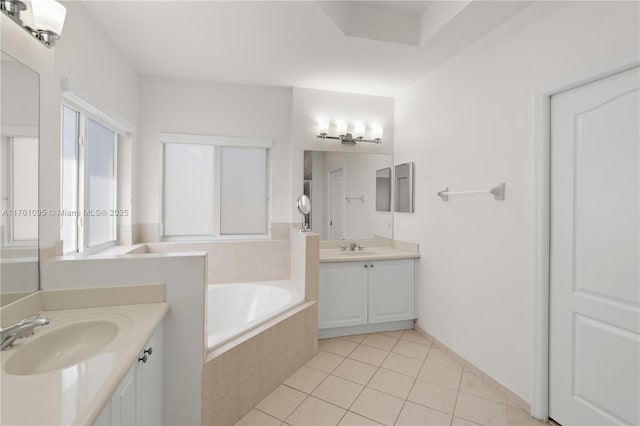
(94, 401), (112, 426)
(140, 321), (164, 426)
(369, 259), (415, 324)
(319, 262), (368, 329)
(110, 363), (141, 425)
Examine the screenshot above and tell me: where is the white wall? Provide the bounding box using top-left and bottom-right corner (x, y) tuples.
(136, 75), (293, 228)
(393, 1), (639, 403)
(290, 88), (394, 224)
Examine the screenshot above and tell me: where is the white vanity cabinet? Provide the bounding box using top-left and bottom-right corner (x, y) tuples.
(94, 320), (164, 426)
(319, 259), (416, 337)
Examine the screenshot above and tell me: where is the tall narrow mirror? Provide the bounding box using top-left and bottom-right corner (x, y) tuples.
(304, 150), (393, 240)
(0, 51), (40, 306)
(395, 162), (414, 213)
(376, 167), (391, 212)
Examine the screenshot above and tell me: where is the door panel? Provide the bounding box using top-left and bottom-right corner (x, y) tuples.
(319, 262), (368, 328)
(369, 260), (415, 324)
(549, 66), (639, 426)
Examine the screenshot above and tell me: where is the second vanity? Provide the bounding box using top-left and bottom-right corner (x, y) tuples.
(318, 240), (420, 338)
(0, 285), (168, 425)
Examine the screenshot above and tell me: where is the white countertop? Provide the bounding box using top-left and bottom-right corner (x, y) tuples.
(1, 302), (169, 425)
(320, 245), (420, 262)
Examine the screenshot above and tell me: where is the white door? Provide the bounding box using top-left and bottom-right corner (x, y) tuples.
(329, 168), (345, 239)
(549, 66), (639, 426)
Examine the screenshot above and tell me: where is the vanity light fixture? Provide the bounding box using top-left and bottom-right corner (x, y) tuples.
(0, 0), (26, 20)
(1, 0), (66, 48)
(316, 121), (383, 144)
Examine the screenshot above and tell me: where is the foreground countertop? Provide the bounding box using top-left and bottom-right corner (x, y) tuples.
(1, 302), (169, 426)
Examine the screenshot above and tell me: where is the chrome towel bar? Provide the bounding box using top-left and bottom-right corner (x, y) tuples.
(437, 182), (506, 201)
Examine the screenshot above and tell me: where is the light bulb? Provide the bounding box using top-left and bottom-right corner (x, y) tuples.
(336, 122), (348, 136)
(372, 125), (383, 140)
(353, 123), (365, 138)
(317, 121), (329, 135)
(31, 0), (66, 35)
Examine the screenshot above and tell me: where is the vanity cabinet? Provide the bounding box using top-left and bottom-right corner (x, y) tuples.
(319, 259), (416, 336)
(94, 320), (164, 426)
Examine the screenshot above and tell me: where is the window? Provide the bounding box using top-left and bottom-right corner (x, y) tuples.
(61, 104), (117, 253)
(0, 135), (38, 245)
(162, 136), (270, 239)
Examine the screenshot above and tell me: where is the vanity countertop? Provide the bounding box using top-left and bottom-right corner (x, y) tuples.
(1, 302), (169, 426)
(320, 245), (420, 263)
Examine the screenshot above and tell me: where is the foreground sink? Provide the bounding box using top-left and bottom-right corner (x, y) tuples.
(3, 319), (120, 375)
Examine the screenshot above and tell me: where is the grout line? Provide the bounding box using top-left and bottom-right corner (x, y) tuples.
(449, 362), (466, 426)
(253, 407), (285, 424)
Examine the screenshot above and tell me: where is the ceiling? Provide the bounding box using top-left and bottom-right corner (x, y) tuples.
(80, 1), (531, 97)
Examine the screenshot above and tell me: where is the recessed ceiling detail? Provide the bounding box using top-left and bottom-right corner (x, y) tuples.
(80, 1), (532, 97)
(316, 1), (432, 46)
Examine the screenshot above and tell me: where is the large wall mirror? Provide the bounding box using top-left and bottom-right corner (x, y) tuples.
(0, 51), (40, 306)
(304, 150), (393, 241)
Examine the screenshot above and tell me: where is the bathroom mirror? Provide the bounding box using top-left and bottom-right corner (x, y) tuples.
(376, 167), (391, 212)
(0, 51), (40, 306)
(395, 162), (414, 213)
(304, 150), (393, 240)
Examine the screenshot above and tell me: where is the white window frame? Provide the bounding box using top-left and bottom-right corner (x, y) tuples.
(61, 102), (119, 254)
(160, 133), (272, 241)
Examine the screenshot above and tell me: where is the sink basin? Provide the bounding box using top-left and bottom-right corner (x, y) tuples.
(339, 250), (378, 256)
(3, 320), (120, 375)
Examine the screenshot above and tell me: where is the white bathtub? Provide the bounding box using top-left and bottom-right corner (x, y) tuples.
(207, 281), (303, 351)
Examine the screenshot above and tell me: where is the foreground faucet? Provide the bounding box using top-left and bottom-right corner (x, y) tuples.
(1, 313), (50, 351)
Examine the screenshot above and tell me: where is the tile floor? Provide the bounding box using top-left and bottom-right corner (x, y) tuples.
(234, 330), (543, 426)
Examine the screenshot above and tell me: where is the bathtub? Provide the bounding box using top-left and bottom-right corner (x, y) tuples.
(207, 281), (304, 351)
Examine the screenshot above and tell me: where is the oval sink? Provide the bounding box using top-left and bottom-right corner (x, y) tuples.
(339, 250), (378, 256)
(4, 320), (119, 375)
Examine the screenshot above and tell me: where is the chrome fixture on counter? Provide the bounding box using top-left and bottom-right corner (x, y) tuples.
(1, 313), (50, 350)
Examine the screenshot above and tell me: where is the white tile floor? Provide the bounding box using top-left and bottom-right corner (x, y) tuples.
(234, 331), (543, 426)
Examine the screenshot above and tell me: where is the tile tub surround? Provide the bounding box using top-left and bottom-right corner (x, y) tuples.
(144, 240), (291, 284)
(202, 302), (318, 425)
(235, 330), (542, 426)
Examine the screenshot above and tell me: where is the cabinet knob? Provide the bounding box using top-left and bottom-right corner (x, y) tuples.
(138, 354), (148, 363)
(364, 265), (368, 268)
(370, 264), (374, 268)
(144, 347), (153, 356)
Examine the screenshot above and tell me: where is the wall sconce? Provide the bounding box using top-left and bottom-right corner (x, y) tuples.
(1, 0), (66, 48)
(317, 121), (383, 144)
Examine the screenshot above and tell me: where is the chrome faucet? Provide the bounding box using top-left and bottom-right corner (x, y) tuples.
(349, 242), (364, 251)
(1, 313), (50, 351)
